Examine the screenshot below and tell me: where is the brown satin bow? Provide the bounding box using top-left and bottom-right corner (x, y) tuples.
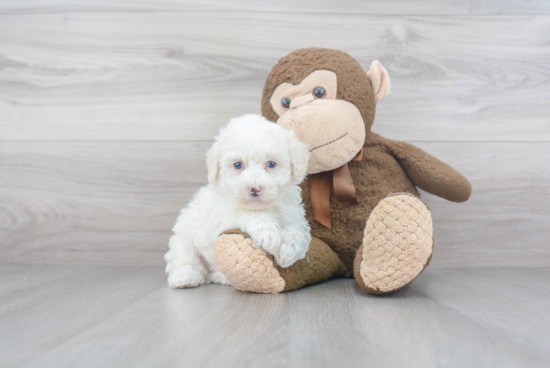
(310, 147), (363, 229)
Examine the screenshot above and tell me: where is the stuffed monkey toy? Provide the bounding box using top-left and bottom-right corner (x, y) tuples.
(213, 48), (471, 294)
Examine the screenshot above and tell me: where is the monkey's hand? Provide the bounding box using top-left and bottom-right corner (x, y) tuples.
(389, 140), (472, 202)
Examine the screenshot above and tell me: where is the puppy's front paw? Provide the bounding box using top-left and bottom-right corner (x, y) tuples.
(273, 242), (307, 268)
(274, 229), (310, 268)
(168, 266), (206, 289)
(249, 224), (282, 254)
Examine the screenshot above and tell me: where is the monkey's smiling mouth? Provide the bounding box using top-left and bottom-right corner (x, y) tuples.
(309, 132), (348, 152)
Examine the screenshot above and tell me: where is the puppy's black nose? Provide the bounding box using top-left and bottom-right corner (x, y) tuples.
(249, 186), (262, 197)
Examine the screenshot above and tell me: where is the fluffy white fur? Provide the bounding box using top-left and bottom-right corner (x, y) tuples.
(165, 114), (311, 288)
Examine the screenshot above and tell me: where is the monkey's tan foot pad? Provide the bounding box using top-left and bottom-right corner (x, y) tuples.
(213, 230), (285, 293)
(214, 230), (349, 293)
(354, 193), (433, 294)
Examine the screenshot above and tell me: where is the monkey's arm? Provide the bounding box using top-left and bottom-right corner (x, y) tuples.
(385, 138), (472, 202)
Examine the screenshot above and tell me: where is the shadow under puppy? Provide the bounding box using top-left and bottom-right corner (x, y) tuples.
(165, 114), (311, 288)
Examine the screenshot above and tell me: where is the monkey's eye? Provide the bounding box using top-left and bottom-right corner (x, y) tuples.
(234, 162), (243, 170)
(267, 161), (277, 169)
(281, 98), (291, 109)
(313, 86), (326, 99)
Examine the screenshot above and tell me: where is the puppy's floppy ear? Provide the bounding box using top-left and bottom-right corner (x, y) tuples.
(288, 136), (310, 184)
(367, 60), (391, 103)
(206, 142), (220, 185)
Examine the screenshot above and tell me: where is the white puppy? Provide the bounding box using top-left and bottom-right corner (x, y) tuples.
(165, 114), (311, 288)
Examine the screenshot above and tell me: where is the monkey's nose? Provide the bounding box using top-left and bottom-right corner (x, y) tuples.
(290, 94), (315, 109)
(249, 186), (262, 197)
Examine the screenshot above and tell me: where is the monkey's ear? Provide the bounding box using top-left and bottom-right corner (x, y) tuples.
(206, 143), (220, 185)
(367, 60), (391, 103)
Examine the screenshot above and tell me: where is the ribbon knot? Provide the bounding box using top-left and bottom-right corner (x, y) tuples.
(310, 147), (363, 229)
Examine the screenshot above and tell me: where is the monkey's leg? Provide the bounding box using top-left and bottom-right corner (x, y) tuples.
(214, 230), (348, 293)
(353, 193), (433, 294)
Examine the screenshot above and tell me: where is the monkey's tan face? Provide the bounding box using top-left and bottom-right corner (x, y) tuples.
(269, 70), (365, 174)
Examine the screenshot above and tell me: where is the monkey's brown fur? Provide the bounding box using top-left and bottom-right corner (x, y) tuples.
(263, 48), (470, 270)
(214, 48), (471, 294)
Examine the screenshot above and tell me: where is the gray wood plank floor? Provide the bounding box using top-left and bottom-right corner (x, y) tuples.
(1, 265), (549, 368)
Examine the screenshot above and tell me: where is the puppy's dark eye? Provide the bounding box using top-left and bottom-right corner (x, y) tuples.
(234, 162), (243, 170)
(267, 161), (277, 169)
(313, 86), (326, 99)
(281, 98), (291, 109)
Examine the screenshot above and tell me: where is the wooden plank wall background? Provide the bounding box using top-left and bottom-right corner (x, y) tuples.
(0, 1), (549, 267)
